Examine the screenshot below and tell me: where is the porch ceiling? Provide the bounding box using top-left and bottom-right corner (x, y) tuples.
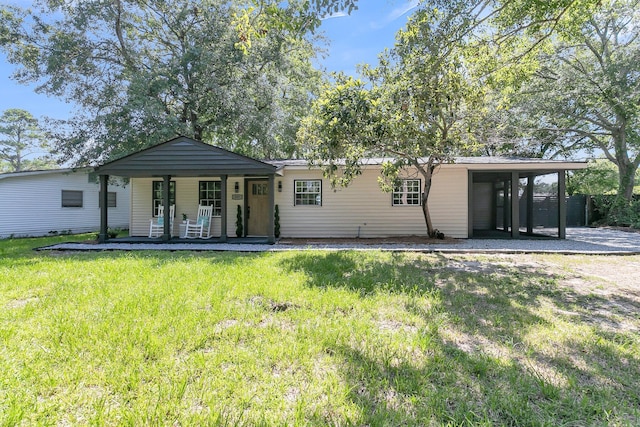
(94, 136), (277, 178)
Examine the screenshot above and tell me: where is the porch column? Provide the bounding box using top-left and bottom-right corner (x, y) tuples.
(526, 175), (534, 234)
(162, 175), (171, 242)
(98, 174), (109, 243)
(558, 170), (567, 239)
(267, 174), (275, 244)
(511, 172), (520, 238)
(220, 175), (228, 242)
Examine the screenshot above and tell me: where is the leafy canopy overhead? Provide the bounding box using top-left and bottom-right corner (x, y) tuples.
(493, 0), (640, 205)
(0, 0), (337, 164)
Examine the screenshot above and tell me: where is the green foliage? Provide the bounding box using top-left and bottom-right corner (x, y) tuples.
(0, 109), (53, 172)
(298, 4), (485, 236)
(235, 204), (243, 237)
(0, 0), (323, 164)
(274, 204), (280, 238)
(592, 196), (640, 228)
(493, 0), (640, 203)
(92, 228), (125, 240)
(567, 159), (639, 196)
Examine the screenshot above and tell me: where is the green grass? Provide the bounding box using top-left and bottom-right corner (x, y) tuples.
(1, 236), (639, 425)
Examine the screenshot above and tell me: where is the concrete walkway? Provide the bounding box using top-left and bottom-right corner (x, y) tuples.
(39, 227), (640, 254)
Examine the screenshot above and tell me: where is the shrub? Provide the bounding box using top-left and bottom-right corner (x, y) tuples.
(236, 205), (243, 237)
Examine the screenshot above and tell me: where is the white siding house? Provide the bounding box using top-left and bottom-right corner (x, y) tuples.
(0, 168), (130, 238)
(272, 164), (469, 238)
(123, 159), (586, 240)
(94, 137), (587, 241)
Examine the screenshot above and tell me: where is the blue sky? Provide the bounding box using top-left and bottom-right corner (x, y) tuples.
(0, 0), (419, 120)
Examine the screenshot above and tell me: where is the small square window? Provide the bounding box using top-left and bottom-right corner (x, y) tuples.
(294, 180), (322, 206)
(99, 192), (117, 208)
(393, 179), (421, 206)
(62, 190), (83, 207)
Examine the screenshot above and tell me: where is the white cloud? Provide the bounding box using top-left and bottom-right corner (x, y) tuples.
(370, 0), (419, 29)
(387, 0), (420, 22)
(321, 11), (349, 21)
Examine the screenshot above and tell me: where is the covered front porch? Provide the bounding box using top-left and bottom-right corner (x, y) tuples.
(95, 137), (278, 244)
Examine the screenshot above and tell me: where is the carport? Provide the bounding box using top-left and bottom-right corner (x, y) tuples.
(466, 158), (588, 239)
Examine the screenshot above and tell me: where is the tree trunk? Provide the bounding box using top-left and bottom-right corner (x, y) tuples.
(421, 193), (434, 237)
(418, 159), (436, 237)
(617, 159), (637, 202)
(15, 149), (22, 172)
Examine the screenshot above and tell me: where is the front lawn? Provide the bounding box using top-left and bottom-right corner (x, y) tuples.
(1, 236), (639, 425)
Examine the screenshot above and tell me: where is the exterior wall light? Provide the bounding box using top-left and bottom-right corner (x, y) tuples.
(234, 182), (239, 193)
(278, 181), (282, 192)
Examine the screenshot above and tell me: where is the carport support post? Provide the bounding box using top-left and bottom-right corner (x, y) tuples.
(558, 170), (567, 239)
(162, 175), (171, 242)
(98, 174), (109, 243)
(268, 174), (275, 244)
(511, 172), (520, 238)
(527, 175), (534, 234)
(502, 179), (510, 231)
(220, 175), (228, 242)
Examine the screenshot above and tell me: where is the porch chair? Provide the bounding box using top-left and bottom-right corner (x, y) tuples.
(184, 205), (214, 238)
(149, 204), (175, 238)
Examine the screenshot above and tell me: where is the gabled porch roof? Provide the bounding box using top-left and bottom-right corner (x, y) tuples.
(94, 136), (277, 243)
(94, 136), (276, 177)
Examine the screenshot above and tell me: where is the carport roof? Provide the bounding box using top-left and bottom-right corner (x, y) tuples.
(95, 136), (277, 177)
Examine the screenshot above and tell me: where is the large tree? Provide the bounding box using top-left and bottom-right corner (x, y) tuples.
(0, 0), (335, 164)
(498, 0), (640, 205)
(298, 6), (484, 237)
(0, 109), (51, 172)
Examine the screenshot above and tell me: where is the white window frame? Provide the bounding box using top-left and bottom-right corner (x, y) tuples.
(199, 181), (222, 217)
(152, 181), (176, 217)
(392, 179), (421, 206)
(294, 179), (322, 206)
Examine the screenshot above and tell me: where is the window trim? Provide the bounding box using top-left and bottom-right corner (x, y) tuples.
(61, 190), (83, 208)
(294, 179), (322, 206)
(198, 180), (222, 217)
(392, 179), (422, 206)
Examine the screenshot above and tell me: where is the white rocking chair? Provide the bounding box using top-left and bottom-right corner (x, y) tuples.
(149, 204), (175, 238)
(184, 205), (213, 238)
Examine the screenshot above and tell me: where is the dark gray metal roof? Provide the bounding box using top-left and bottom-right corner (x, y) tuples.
(95, 136), (277, 177)
(267, 157), (587, 168)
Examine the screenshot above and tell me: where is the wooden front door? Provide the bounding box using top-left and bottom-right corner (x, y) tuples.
(247, 180), (269, 236)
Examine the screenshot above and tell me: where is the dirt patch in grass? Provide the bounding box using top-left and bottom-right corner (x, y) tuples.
(441, 253), (640, 334)
(6, 297), (39, 309)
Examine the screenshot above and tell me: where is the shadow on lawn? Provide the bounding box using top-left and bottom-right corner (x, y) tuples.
(281, 251), (640, 425)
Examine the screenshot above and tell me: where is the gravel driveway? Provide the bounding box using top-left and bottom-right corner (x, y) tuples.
(41, 227), (640, 254)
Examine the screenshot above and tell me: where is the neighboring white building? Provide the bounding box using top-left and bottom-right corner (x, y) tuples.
(0, 168), (130, 238)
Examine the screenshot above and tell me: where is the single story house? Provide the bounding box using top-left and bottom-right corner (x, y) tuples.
(94, 136), (587, 243)
(0, 168), (130, 239)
